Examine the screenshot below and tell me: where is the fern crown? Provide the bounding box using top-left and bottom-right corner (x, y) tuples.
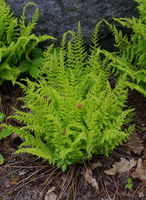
(4, 23), (134, 170)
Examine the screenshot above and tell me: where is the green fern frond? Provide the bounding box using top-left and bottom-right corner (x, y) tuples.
(67, 22), (87, 84)
(19, 2), (39, 37)
(103, 0), (146, 96)
(135, 0), (146, 21)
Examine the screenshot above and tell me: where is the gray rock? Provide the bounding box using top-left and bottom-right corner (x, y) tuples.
(5, 0), (138, 47)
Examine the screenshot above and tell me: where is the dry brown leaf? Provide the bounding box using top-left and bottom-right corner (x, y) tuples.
(45, 186), (57, 200)
(84, 167), (99, 191)
(91, 162), (102, 170)
(132, 158), (146, 183)
(104, 158), (137, 175)
(124, 133), (144, 155)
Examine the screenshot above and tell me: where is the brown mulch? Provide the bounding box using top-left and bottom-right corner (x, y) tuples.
(0, 82), (146, 200)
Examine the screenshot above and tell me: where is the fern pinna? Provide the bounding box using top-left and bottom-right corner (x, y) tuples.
(0, 0), (55, 85)
(5, 23), (134, 170)
(103, 0), (146, 96)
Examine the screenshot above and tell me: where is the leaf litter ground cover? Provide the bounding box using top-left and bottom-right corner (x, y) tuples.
(0, 83), (146, 200)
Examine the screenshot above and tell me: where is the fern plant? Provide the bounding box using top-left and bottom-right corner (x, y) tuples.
(0, 112), (11, 139)
(0, 112), (12, 165)
(0, 0), (55, 85)
(102, 0), (146, 96)
(4, 23), (134, 170)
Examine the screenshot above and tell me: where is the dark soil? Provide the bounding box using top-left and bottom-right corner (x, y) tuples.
(0, 83), (146, 200)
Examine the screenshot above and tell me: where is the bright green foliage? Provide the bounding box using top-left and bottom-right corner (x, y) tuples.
(0, 112), (11, 139)
(0, 0), (55, 85)
(0, 154), (4, 165)
(0, 112), (11, 165)
(5, 24), (134, 170)
(0, 127), (11, 139)
(102, 0), (146, 96)
(125, 178), (133, 190)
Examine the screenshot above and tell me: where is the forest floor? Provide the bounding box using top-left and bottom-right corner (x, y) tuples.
(0, 82), (146, 200)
